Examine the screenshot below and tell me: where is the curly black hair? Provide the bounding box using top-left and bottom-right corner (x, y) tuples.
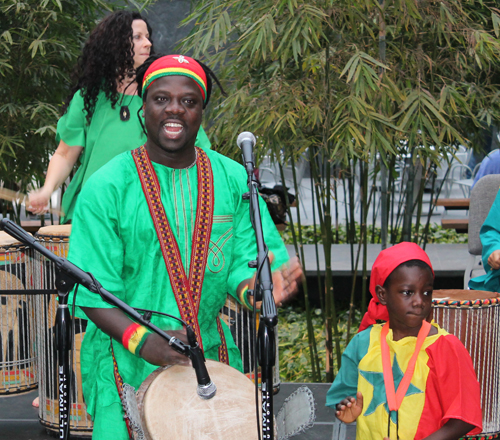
(135, 54), (226, 109)
(61, 11), (154, 123)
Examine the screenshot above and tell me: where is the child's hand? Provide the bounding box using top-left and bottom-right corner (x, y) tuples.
(335, 391), (363, 423)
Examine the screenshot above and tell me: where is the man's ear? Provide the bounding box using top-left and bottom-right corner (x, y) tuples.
(375, 285), (387, 305)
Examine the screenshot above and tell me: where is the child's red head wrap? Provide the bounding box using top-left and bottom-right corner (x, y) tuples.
(358, 242), (434, 332)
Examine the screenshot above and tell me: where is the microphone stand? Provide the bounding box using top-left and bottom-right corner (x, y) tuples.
(54, 270), (74, 440)
(242, 161), (277, 440)
(0, 219), (191, 440)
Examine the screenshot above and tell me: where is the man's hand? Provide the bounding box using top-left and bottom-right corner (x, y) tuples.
(139, 328), (191, 367)
(488, 250), (500, 270)
(335, 392), (363, 424)
(242, 256), (303, 307)
(271, 256), (303, 306)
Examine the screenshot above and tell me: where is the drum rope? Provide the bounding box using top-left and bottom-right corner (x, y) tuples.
(0, 244), (37, 393)
(486, 306), (492, 432)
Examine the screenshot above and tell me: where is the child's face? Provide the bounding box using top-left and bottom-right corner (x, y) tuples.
(376, 265), (433, 336)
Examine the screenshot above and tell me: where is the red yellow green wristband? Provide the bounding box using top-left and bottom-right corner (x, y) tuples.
(238, 284), (251, 310)
(122, 323), (151, 357)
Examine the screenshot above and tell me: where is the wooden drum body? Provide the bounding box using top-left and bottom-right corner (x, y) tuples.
(0, 232), (37, 394)
(221, 296), (280, 391)
(137, 360), (260, 440)
(34, 225), (93, 437)
(432, 289), (500, 437)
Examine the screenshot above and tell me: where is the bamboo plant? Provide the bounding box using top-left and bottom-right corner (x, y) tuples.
(179, 0), (500, 382)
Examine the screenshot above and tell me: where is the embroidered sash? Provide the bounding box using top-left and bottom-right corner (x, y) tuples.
(132, 145), (228, 363)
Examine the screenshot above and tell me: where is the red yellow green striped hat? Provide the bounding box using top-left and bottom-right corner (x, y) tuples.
(142, 54), (207, 103)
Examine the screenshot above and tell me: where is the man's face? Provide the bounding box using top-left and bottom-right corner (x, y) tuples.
(143, 75), (203, 157)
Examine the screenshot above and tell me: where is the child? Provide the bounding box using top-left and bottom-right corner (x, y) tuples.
(326, 242), (482, 440)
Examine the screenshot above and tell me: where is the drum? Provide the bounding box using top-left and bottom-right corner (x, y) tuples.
(432, 289), (500, 437)
(0, 231), (37, 394)
(34, 225), (93, 437)
(136, 360), (261, 440)
(220, 295), (280, 391)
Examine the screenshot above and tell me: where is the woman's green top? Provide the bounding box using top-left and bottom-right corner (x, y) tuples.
(56, 90), (211, 223)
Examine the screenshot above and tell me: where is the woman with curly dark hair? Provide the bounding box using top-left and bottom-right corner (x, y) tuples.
(29, 10), (211, 222)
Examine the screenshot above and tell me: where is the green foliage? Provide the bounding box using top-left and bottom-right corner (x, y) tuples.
(180, 0), (500, 383)
(0, 0), (155, 221)
(278, 306), (361, 382)
(280, 222), (469, 245)
(181, 0), (500, 165)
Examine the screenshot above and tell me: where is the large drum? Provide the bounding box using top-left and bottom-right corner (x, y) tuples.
(432, 289), (500, 437)
(136, 360), (261, 440)
(34, 225), (93, 437)
(0, 231), (37, 394)
(221, 296), (280, 391)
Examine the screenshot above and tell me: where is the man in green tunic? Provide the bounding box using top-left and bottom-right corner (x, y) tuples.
(68, 54), (301, 439)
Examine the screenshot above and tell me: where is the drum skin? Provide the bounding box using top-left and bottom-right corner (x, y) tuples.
(37, 225), (72, 236)
(137, 360), (260, 440)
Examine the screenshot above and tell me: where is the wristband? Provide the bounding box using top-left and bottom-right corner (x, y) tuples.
(238, 284), (252, 310)
(122, 323), (151, 357)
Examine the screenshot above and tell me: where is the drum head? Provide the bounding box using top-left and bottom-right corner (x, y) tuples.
(433, 289), (498, 302)
(0, 231), (23, 248)
(137, 360), (260, 440)
(36, 225), (72, 237)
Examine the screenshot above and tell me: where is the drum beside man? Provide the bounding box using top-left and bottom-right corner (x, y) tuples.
(67, 54), (302, 439)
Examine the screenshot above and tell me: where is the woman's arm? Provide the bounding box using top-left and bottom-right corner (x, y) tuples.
(28, 140), (83, 214)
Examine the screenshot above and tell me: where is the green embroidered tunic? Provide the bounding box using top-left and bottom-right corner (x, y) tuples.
(56, 90), (211, 223)
(68, 148), (289, 430)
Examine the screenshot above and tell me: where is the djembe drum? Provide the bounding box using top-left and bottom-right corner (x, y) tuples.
(135, 360), (261, 440)
(432, 289), (500, 438)
(33, 225), (93, 437)
(0, 231), (37, 394)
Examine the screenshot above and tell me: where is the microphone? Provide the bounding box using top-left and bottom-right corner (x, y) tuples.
(186, 326), (216, 400)
(237, 131), (256, 174)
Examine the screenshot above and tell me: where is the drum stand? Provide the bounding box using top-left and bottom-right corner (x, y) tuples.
(243, 156), (278, 440)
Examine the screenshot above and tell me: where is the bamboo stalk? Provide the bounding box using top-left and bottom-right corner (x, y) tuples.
(402, 148), (416, 242)
(309, 148), (325, 314)
(278, 157), (320, 382)
(378, 0), (389, 249)
(289, 153), (322, 380)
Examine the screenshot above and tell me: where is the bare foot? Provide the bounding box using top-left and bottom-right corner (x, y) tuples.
(32, 396), (39, 408)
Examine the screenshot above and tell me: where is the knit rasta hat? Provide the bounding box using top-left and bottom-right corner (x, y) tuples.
(142, 54), (208, 103)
